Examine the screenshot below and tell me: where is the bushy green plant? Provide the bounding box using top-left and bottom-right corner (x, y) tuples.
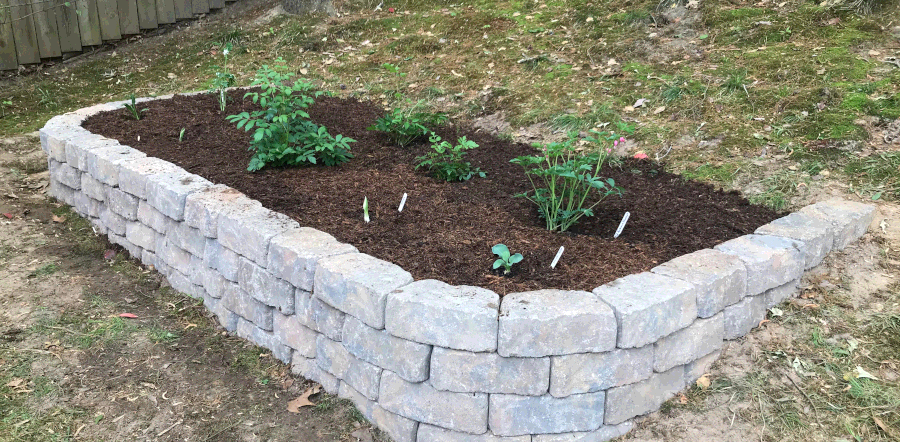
(209, 44), (235, 112)
(492, 244), (523, 275)
(368, 103), (448, 147)
(416, 133), (485, 182)
(226, 60), (355, 171)
(510, 131), (623, 232)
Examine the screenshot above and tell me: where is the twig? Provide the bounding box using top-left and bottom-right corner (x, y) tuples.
(785, 371), (822, 426)
(157, 420), (182, 437)
(43, 325), (90, 337)
(202, 420), (241, 442)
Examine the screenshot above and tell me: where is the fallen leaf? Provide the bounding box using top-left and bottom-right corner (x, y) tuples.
(696, 374), (711, 389)
(633, 98), (647, 108)
(287, 384), (321, 412)
(299, 68), (308, 75)
(633, 152), (648, 160)
(118, 313), (138, 319)
(103, 249), (117, 260)
(5, 378), (25, 388)
(2, 213), (12, 219)
(855, 366), (879, 380)
(678, 393), (688, 404)
(769, 307), (783, 317)
(868, 50), (881, 57)
(51, 214), (66, 223)
(653, 106), (666, 114)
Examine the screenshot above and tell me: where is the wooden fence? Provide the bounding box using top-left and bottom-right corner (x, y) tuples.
(0, 0), (232, 70)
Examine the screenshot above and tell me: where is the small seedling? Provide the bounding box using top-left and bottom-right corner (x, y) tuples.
(492, 244), (523, 275)
(363, 196), (370, 223)
(178, 128), (186, 142)
(123, 94), (148, 120)
(0, 99), (12, 118)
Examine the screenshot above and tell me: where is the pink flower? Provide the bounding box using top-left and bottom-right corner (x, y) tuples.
(614, 140), (619, 147)
(606, 148), (611, 153)
(388, 7), (395, 12)
(634, 152), (648, 160)
(619, 137), (625, 142)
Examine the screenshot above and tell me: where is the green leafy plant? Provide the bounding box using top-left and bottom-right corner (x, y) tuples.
(382, 63), (407, 94)
(416, 133), (485, 182)
(369, 102), (448, 147)
(363, 196), (370, 223)
(226, 59), (355, 171)
(178, 128), (186, 142)
(210, 44), (236, 112)
(123, 93), (147, 120)
(510, 131), (623, 232)
(0, 99), (11, 118)
(491, 244), (523, 275)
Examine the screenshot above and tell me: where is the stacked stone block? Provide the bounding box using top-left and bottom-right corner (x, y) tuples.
(42, 100), (876, 442)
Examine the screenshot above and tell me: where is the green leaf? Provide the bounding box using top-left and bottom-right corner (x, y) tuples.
(493, 259), (504, 269)
(509, 253), (523, 265)
(491, 243), (510, 259)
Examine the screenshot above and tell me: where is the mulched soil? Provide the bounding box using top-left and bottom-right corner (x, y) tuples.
(83, 91), (782, 294)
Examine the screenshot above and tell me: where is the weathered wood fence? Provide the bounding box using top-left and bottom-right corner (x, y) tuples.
(0, 0), (233, 70)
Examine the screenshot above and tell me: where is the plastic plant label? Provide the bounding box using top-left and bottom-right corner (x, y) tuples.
(614, 212), (630, 238)
(550, 246), (565, 269)
(398, 193), (408, 212)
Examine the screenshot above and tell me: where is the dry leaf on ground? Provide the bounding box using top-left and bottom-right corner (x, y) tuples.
(287, 384), (321, 413)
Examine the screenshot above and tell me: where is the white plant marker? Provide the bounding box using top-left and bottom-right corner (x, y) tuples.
(363, 197), (370, 223)
(614, 211), (630, 238)
(550, 246), (565, 269)
(398, 193), (408, 212)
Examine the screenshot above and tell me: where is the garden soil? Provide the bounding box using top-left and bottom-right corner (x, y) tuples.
(84, 92), (781, 294)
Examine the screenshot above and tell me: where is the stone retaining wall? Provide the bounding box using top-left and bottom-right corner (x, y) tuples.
(39, 97), (876, 442)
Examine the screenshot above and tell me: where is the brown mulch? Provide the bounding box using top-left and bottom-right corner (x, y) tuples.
(83, 91), (781, 295)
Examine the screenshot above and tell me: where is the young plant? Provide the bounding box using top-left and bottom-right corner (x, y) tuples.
(226, 59), (355, 171)
(368, 102), (448, 147)
(210, 44), (236, 112)
(492, 244), (523, 275)
(415, 133), (485, 182)
(510, 131), (623, 232)
(0, 99), (11, 118)
(178, 128), (186, 142)
(123, 94), (148, 120)
(363, 196), (370, 223)
(382, 63), (407, 95)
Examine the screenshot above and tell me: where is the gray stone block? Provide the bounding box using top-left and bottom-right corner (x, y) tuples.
(137, 200), (170, 233)
(155, 235), (193, 276)
(222, 283), (274, 331)
(140, 250), (156, 268)
(202, 293), (239, 332)
(188, 255), (206, 287)
(80, 173), (106, 201)
(290, 352), (319, 380)
(309, 295), (345, 341)
(314, 253), (414, 330)
(316, 335), (382, 400)
(164, 220), (207, 257)
(85, 145), (146, 187)
(167, 269), (199, 298)
(755, 212), (834, 269)
(65, 133), (119, 171)
(714, 234), (803, 296)
(267, 227), (358, 291)
(684, 350), (720, 386)
(418, 424), (531, 442)
(218, 206), (300, 266)
(798, 199), (875, 250)
(40, 125), (83, 161)
(117, 157), (181, 199)
(238, 258), (295, 314)
(106, 187), (139, 220)
(489, 392), (606, 436)
(201, 266), (229, 299)
(550, 346), (653, 398)
(203, 239), (241, 282)
(338, 381), (376, 420)
(593, 273), (698, 349)
(723, 294), (766, 340)
(379, 370), (488, 434)
(651, 248), (747, 317)
(273, 311), (317, 357)
(184, 185), (263, 238)
(48, 180), (76, 205)
(236, 317), (292, 363)
(108, 232), (142, 259)
(342, 316), (432, 383)
(386, 279), (500, 352)
(763, 279), (799, 308)
(532, 422), (634, 442)
(370, 406), (419, 442)
(126, 222), (157, 251)
(50, 161), (81, 189)
(653, 313), (724, 373)
(100, 207), (127, 236)
(604, 366), (685, 425)
(430, 347), (550, 396)
(498, 290), (616, 358)
(73, 192), (101, 218)
(146, 171), (214, 221)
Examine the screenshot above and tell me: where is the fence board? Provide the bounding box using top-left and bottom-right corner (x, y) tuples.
(209, 0), (222, 9)
(117, 0), (139, 34)
(9, 0), (39, 64)
(75, 0), (101, 46)
(0, 0), (17, 70)
(172, 0), (189, 19)
(135, 0), (155, 28)
(96, 0), (121, 40)
(191, 0), (208, 14)
(155, 0), (174, 24)
(54, 0), (81, 52)
(33, 1), (62, 58)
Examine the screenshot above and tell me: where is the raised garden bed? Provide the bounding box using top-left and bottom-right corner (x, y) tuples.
(40, 93), (875, 442)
